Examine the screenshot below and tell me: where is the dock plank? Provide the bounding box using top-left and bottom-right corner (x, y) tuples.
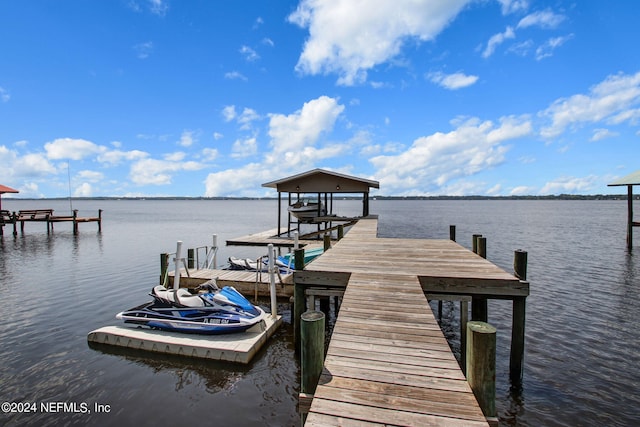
(303, 220), (494, 426)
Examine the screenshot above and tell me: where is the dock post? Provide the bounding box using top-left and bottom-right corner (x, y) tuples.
(12, 212), (17, 236)
(466, 321), (497, 423)
(173, 241), (183, 290)
(268, 244), (277, 318)
(460, 299), (469, 373)
(337, 224), (344, 240)
(160, 253), (169, 286)
(511, 250), (528, 385)
(449, 225), (456, 241)
(98, 209), (102, 232)
(187, 248), (195, 269)
(211, 234), (218, 268)
(300, 310), (325, 424)
(627, 185), (633, 251)
(472, 236), (488, 322)
(294, 248), (306, 355)
(472, 234), (482, 253)
(73, 209), (78, 235)
(323, 233), (331, 251)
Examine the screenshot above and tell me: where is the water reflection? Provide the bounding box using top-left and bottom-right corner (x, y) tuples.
(87, 342), (250, 394)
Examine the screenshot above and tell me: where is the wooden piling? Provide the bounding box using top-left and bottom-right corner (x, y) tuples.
(472, 234), (482, 253)
(472, 236), (488, 322)
(460, 299), (469, 373)
(300, 310), (325, 423)
(323, 234), (331, 251)
(187, 248), (195, 269)
(511, 249), (528, 385)
(466, 321), (496, 421)
(337, 224), (344, 240)
(293, 248), (306, 355)
(160, 253), (169, 286)
(449, 224), (456, 241)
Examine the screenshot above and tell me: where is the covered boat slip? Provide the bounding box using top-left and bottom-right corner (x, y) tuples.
(296, 218), (527, 426)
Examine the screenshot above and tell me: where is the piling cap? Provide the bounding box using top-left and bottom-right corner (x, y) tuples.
(301, 310), (325, 322)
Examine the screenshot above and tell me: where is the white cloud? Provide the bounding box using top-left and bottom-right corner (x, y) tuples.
(268, 96), (344, 155)
(288, 0), (472, 85)
(97, 149), (148, 166)
(178, 130), (196, 147)
(225, 71), (248, 81)
(164, 152), (186, 162)
(497, 0), (529, 15)
(539, 175), (598, 195)
(15, 153), (58, 178)
(201, 147), (219, 161)
(44, 138), (105, 160)
(535, 34), (573, 60)
(222, 105), (237, 122)
(231, 137), (258, 159)
(130, 158), (205, 186)
(517, 10), (565, 29)
(148, 0), (168, 16)
(370, 115), (532, 195)
(204, 96), (347, 196)
(240, 45), (259, 62)
(482, 26), (515, 58)
(428, 71), (479, 90)
(590, 128), (618, 142)
(77, 170), (104, 182)
(74, 182), (93, 197)
(540, 71), (640, 138)
(238, 108), (260, 130)
(510, 185), (533, 195)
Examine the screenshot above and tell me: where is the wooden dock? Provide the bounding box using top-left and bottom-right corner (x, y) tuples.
(167, 268), (294, 299)
(0, 208), (102, 235)
(295, 218), (528, 426)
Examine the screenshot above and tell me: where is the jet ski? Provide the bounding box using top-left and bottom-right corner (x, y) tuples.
(116, 282), (266, 335)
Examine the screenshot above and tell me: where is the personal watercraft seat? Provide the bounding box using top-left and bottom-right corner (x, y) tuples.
(152, 286), (205, 308)
(174, 288), (205, 308)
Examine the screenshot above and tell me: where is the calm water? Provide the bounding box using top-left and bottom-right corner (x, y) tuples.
(1, 199), (638, 426)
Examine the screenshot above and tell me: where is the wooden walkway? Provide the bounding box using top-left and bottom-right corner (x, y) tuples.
(226, 228), (320, 247)
(296, 218), (527, 426)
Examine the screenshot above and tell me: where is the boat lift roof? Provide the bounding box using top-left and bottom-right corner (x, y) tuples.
(608, 169), (640, 186)
(262, 168), (379, 193)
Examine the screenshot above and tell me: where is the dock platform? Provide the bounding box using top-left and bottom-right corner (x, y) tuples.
(87, 314), (282, 364)
(167, 268), (294, 298)
(295, 218), (528, 426)
(1, 208), (102, 235)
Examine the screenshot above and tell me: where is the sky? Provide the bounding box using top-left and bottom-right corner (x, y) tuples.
(1, 0), (639, 198)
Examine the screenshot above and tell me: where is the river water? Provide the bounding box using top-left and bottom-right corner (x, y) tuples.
(0, 199), (638, 426)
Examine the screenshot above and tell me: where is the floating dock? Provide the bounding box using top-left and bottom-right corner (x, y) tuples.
(87, 314), (282, 364)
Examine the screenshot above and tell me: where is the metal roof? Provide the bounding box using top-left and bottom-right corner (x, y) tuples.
(608, 170), (640, 186)
(0, 184), (19, 194)
(262, 168), (379, 193)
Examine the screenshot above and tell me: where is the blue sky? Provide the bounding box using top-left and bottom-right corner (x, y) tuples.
(1, 0), (639, 198)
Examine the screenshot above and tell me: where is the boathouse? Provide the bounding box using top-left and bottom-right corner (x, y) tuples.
(608, 169), (640, 251)
(262, 169), (379, 238)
